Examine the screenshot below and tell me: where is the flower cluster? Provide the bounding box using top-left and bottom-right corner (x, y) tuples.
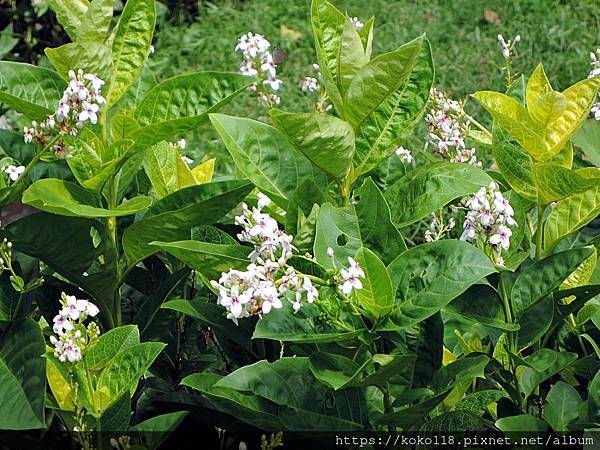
(589, 48), (600, 120)
(349, 17), (364, 30)
(460, 182), (517, 266)
(395, 146), (413, 164)
(236, 33), (281, 106)
(50, 292), (100, 363)
(300, 76), (318, 93)
(23, 69), (105, 150)
(426, 88), (481, 167)
(497, 34), (520, 60)
(424, 209), (456, 243)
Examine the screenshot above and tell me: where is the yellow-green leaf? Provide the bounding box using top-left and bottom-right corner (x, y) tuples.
(560, 248), (597, 304)
(532, 163), (600, 205)
(525, 64), (552, 111)
(531, 91), (567, 125)
(176, 151), (197, 189)
(191, 158), (215, 184)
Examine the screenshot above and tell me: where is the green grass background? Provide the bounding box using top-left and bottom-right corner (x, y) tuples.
(149, 0), (600, 168)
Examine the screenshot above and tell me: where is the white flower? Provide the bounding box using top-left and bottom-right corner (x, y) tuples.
(395, 146), (413, 164)
(340, 257), (365, 295)
(78, 101), (99, 125)
(327, 247), (335, 258)
(350, 17), (364, 30)
(347, 257), (365, 279)
(220, 285), (252, 318)
(303, 277), (318, 303)
(263, 77), (282, 91)
(64, 295), (81, 320)
(489, 224), (512, 250)
(300, 76), (318, 92)
(4, 165), (24, 181)
(592, 104), (600, 121)
(178, 139), (186, 150)
(84, 73), (105, 92)
(52, 313), (73, 334)
(257, 192), (271, 209)
(149, 45), (155, 55)
(181, 155), (193, 165)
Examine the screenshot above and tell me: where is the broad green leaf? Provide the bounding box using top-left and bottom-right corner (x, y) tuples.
(338, 18), (368, 94)
(129, 412), (188, 450)
(455, 390), (505, 415)
(386, 240), (496, 328)
(134, 72), (253, 147)
(0, 62), (66, 120)
(419, 410), (484, 432)
(511, 248), (594, 317)
(143, 142), (177, 198)
(95, 342), (165, 410)
(0, 273), (19, 321)
(191, 158), (215, 184)
(409, 312), (443, 388)
(495, 415), (548, 432)
(543, 75), (600, 157)
(0, 319), (46, 429)
(253, 305), (365, 344)
(78, 0), (113, 41)
(122, 180), (252, 266)
(385, 162), (492, 227)
(492, 126), (536, 201)
(314, 178), (405, 267)
(517, 296), (554, 349)
(532, 163), (600, 204)
(572, 119), (600, 166)
(525, 64), (552, 111)
(544, 183), (600, 251)
(49, 0), (89, 40)
(345, 35), (433, 174)
(182, 373), (283, 431)
(215, 357), (366, 430)
(98, 391), (131, 432)
(46, 353), (75, 411)
(45, 41), (112, 82)
(472, 91), (546, 160)
(22, 179), (152, 218)
(432, 354), (489, 390)
(310, 0), (345, 113)
(308, 352), (364, 390)
(209, 113), (326, 208)
(357, 16), (374, 59)
(2, 214), (118, 324)
(445, 283), (519, 331)
(104, 0), (156, 106)
(270, 108), (355, 179)
(85, 325), (140, 371)
(544, 381), (582, 432)
(520, 349), (578, 397)
(151, 241), (250, 286)
(589, 369), (600, 422)
(67, 140), (103, 188)
(560, 248), (597, 293)
(354, 247), (394, 319)
(375, 392), (446, 428)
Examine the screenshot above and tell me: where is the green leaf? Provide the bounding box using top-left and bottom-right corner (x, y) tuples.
(345, 35), (434, 174)
(385, 162), (493, 227)
(129, 412), (188, 450)
(0, 62), (66, 120)
(531, 91), (567, 125)
(445, 283), (519, 331)
(455, 390), (505, 415)
(386, 240), (496, 328)
(308, 352), (363, 390)
(544, 381), (582, 432)
(0, 319), (46, 429)
(472, 91), (546, 160)
(104, 0), (156, 106)
(49, 0), (89, 40)
(511, 247), (594, 318)
(85, 325), (140, 371)
(142, 142), (177, 198)
(95, 342), (165, 410)
(122, 180), (252, 266)
(492, 126), (537, 201)
(572, 119), (600, 166)
(495, 415), (548, 432)
(98, 391), (131, 432)
(2, 214), (118, 324)
(314, 177), (405, 267)
(419, 410), (484, 432)
(215, 357), (366, 430)
(253, 306), (365, 344)
(410, 312), (443, 388)
(78, 0), (113, 41)
(23, 179), (152, 218)
(310, 0), (345, 113)
(354, 247), (394, 319)
(151, 241), (249, 288)
(209, 113), (326, 208)
(588, 369), (600, 423)
(337, 18), (369, 94)
(182, 373), (283, 430)
(432, 354), (489, 390)
(45, 41), (112, 82)
(520, 349), (578, 397)
(133, 72), (253, 147)
(517, 296), (554, 349)
(532, 163), (600, 204)
(544, 183), (600, 251)
(270, 108), (355, 179)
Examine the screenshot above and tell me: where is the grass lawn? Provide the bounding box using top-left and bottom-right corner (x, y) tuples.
(150, 0), (600, 167)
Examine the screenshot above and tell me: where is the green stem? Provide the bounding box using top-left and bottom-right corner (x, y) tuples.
(463, 113), (492, 138)
(14, 135), (60, 188)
